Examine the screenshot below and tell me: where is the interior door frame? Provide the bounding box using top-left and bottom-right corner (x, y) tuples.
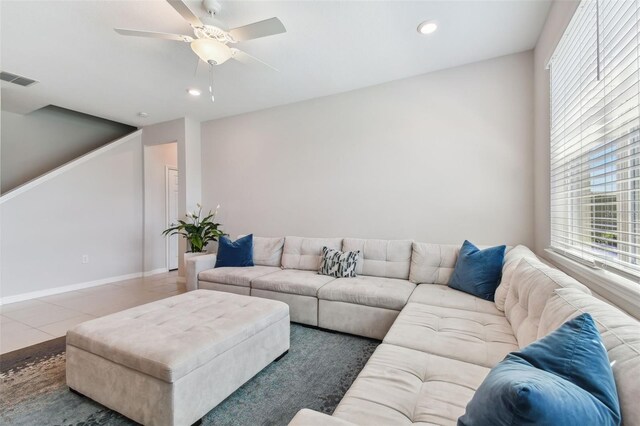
(165, 165), (179, 271)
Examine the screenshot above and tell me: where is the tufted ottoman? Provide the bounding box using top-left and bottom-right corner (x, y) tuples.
(66, 290), (290, 426)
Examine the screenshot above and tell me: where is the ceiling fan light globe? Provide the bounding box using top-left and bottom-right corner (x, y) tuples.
(190, 38), (231, 65)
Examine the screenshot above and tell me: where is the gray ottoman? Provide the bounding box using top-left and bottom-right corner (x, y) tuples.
(66, 289), (290, 426)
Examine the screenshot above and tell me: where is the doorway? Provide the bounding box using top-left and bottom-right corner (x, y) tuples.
(166, 167), (179, 271)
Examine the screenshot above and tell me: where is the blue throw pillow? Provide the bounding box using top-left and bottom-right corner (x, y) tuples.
(448, 240), (506, 301)
(458, 313), (621, 426)
(214, 234), (254, 268)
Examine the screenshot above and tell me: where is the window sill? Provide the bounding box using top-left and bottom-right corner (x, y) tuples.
(543, 249), (640, 320)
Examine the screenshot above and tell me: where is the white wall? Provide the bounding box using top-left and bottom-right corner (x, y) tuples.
(533, 0), (580, 255)
(1, 106), (135, 194)
(201, 52), (535, 246)
(0, 132), (144, 300)
(143, 142), (177, 274)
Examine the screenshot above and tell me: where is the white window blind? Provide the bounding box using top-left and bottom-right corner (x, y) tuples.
(550, 0), (640, 279)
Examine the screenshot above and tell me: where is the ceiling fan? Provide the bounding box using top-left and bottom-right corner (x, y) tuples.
(114, 0), (286, 101)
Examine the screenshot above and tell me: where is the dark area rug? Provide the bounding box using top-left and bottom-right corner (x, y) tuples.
(0, 324), (379, 426)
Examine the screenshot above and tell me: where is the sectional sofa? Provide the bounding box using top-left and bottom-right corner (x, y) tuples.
(185, 236), (640, 425)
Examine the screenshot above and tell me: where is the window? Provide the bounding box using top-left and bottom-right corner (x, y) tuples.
(549, 0), (640, 279)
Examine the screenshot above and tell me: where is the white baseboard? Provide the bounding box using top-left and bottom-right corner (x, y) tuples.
(143, 268), (169, 277)
(0, 272), (144, 305)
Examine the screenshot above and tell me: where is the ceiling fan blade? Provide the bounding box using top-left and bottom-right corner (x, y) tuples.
(166, 0), (203, 27)
(229, 17), (286, 42)
(115, 28), (193, 42)
(230, 48), (279, 71)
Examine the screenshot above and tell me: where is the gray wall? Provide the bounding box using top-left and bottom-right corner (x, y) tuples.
(0, 132), (144, 299)
(201, 51), (535, 247)
(1, 106), (135, 194)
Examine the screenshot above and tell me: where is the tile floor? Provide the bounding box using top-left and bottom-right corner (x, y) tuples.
(0, 271), (185, 354)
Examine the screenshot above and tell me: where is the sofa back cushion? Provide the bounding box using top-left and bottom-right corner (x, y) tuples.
(237, 235), (285, 267)
(409, 242), (461, 284)
(253, 236), (285, 267)
(539, 287), (640, 424)
(341, 238), (412, 279)
(494, 245), (538, 312)
(505, 257), (590, 348)
(409, 242), (514, 285)
(281, 236), (343, 271)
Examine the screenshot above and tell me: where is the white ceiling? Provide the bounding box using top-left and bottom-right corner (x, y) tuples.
(1, 0), (551, 127)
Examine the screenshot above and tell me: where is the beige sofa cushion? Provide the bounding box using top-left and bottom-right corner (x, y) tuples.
(408, 284), (503, 316)
(281, 236), (342, 271)
(539, 287), (640, 424)
(342, 238), (412, 279)
(290, 409), (356, 426)
(333, 343), (490, 426)
(409, 243), (514, 285)
(198, 265), (280, 287)
(253, 236), (285, 267)
(505, 257), (591, 348)
(494, 245), (537, 312)
(383, 302), (518, 367)
(66, 290), (289, 383)
(251, 269), (336, 297)
(317, 276), (416, 311)
(409, 242), (460, 284)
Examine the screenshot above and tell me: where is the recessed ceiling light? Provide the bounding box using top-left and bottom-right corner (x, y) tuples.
(417, 20), (438, 35)
(137, 112), (149, 118)
(187, 88), (201, 96)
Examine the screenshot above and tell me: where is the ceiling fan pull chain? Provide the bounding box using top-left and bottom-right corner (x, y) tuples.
(209, 63), (215, 103)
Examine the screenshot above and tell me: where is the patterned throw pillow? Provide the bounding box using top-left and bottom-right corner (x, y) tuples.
(318, 247), (360, 278)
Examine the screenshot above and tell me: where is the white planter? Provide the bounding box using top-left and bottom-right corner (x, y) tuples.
(183, 252), (208, 262)
(182, 251), (209, 266)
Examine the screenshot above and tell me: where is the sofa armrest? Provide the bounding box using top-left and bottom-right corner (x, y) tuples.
(288, 409), (356, 426)
(185, 254), (217, 291)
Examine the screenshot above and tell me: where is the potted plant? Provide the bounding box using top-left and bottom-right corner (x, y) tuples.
(162, 203), (225, 254)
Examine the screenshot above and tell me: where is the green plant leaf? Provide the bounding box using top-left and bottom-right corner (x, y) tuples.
(162, 205), (225, 250)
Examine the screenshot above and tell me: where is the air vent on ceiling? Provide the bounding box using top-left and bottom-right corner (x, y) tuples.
(0, 71), (38, 87)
